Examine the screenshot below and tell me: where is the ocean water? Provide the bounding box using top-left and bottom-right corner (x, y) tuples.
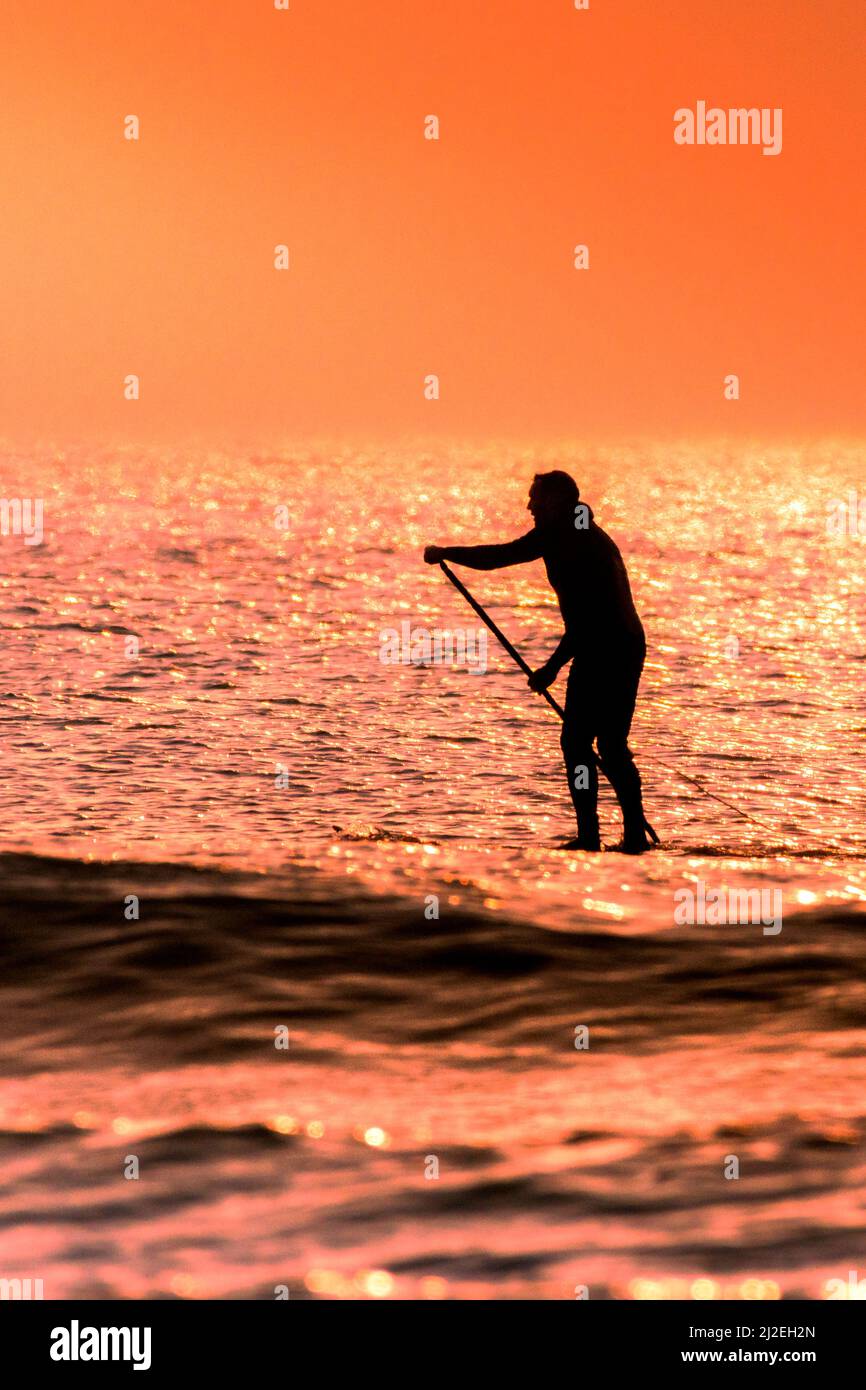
(0, 440), (864, 1300)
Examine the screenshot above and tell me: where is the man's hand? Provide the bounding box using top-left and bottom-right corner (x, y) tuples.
(424, 545), (446, 564)
(528, 661), (558, 693)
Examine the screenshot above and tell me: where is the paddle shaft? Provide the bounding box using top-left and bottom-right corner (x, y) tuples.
(440, 561), (566, 720)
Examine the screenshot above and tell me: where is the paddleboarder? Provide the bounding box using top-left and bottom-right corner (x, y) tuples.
(424, 470), (653, 852)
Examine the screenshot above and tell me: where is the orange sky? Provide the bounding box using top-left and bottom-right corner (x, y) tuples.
(1, 0), (863, 445)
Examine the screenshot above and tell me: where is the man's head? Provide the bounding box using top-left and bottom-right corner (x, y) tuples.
(527, 470), (580, 525)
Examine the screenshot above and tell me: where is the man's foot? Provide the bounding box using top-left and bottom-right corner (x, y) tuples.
(559, 835), (602, 852)
(607, 831), (655, 855)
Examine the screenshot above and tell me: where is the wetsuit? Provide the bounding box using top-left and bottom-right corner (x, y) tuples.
(440, 511), (647, 844)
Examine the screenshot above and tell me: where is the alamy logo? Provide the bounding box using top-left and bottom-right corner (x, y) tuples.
(50, 1320), (152, 1371)
(674, 103), (783, 156)
(826, 490), (866, 537)
(379, 621), (487, 674)
(674, 880), (782, 935)
(824, 1269), (866, 1300)
(0, 497), (44, 545)
(0, 1276), (43, 1299)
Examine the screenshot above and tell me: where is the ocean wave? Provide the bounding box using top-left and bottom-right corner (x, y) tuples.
(0, 851), (863, 1078)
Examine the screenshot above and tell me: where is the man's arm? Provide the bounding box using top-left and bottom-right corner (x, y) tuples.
(527, 629), (577, 690)
(424, 530), (543, 570)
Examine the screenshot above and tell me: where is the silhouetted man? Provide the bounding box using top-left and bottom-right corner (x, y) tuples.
(425, 470), (653, 852)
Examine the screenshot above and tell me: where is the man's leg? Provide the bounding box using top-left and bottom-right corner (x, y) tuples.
(596, 640), (649, 851)
(561, 660), (600, 849)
